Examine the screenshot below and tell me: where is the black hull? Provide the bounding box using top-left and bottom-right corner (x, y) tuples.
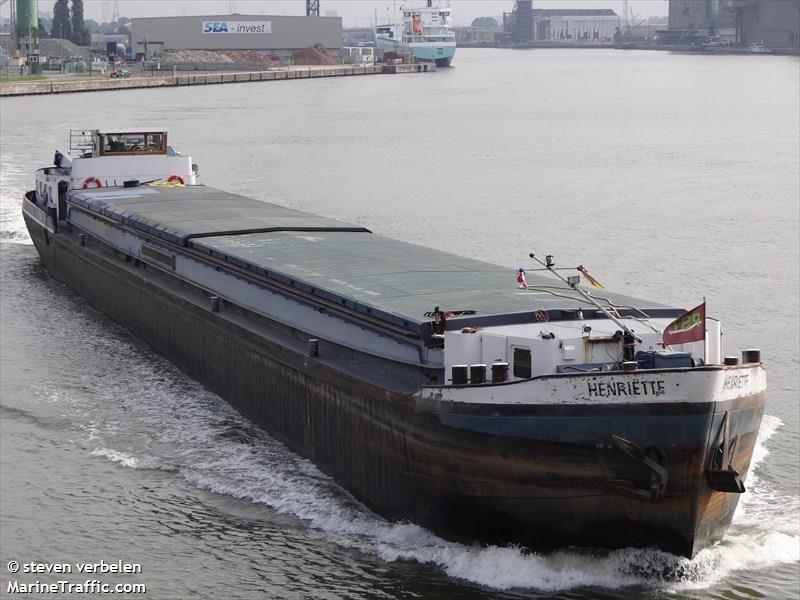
(23, 203), (765, 558)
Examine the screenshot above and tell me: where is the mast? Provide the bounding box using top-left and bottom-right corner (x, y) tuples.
(529, 253), (641, 343)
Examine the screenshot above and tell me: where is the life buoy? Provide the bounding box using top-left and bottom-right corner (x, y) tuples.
(167, 175), (185, 185)
(82, 176), (103, 189)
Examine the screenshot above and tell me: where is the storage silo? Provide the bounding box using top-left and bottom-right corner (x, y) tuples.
(15, 0), (39, 35)
(15, 0), (41, 74)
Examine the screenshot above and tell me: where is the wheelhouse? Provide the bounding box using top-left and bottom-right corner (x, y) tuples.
(96, 131), (168, 156)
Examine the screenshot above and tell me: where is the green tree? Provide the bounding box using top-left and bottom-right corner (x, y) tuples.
(38, 20), (49, 38)
(71, 0), (89, 45)
(471, 17), (499, 29)
(84, 19), (101, 34)
(51, 0), (71, 40)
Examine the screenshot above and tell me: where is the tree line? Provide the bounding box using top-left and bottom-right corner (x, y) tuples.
(46, 0), (89, 45)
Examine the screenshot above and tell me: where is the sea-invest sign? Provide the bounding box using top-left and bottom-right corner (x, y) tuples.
(202, 21), (272, 34)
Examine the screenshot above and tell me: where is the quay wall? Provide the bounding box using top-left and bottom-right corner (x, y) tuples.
(0, 64), (434, 97)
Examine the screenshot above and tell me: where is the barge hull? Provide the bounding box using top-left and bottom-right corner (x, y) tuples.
(23, 203), (764, 558)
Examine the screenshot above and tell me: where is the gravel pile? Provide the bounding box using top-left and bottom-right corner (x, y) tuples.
(165, 50), (281, 65)
(292, 44), (337, 66)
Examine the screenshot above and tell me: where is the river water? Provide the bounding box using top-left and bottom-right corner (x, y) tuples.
(1, 49), (798, 599)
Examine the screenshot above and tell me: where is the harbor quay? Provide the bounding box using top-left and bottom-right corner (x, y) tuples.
(0, 63), (434, 97)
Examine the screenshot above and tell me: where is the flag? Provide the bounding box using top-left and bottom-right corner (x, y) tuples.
(576, 265), (603, 289)
(663, 302), (706, 345)
(516, 268), (528, 289)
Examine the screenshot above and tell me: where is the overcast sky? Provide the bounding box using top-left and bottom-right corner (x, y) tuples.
(13, 1), (667, 28)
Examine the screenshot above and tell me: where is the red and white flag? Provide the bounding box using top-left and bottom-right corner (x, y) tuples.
(516, 268), (528, 289)
(663, 302), (706, 345)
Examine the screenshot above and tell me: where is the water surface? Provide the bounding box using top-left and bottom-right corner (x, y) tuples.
(1, 48), (798, 599)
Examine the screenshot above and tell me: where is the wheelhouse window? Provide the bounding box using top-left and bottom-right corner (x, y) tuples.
(100, 132), (166, 156)
(513, 347), (532, 379)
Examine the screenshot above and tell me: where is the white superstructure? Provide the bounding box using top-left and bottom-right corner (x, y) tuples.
(31, 129), (196, 212)
(375, 0), (456, 66)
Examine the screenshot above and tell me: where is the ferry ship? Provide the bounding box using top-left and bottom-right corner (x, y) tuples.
(22, 129), (766, 558)
(375, 0), (456, 67)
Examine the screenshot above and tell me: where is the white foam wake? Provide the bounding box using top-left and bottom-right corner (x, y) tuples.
(0, 161), (33, 246)
(90, 447), (176, 472)
(184, 413), (800, 592)
(84, 381), (796, 593)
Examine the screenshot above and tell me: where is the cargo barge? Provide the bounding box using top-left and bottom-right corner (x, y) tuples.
(22, 129), (766, 558)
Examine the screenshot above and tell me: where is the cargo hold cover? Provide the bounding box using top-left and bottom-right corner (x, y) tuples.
(69, 185), (677, 333)
(68, 185), (370, 246)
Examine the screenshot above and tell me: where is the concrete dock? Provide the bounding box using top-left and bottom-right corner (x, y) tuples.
(0, 63), (435, 97)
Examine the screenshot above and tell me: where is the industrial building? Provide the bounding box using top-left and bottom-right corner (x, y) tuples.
(663, 0), (799, 48)
(667, 0), (737, 41)
(504, 2), (620, 43)
(130, 14), (342, 59)
(736, 0), (800, 49)
(531, 9), (620, 41)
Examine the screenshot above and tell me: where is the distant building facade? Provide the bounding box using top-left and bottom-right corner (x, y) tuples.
(504, 2), (620, 43)
(663, 0), (737, 43)
(669, 0), (737, 33)
(736, 0), (800, 49)
(532, 9), (620, 41)
(130, 14), (342, 59)
(511, 0), (533, 43)
(342, 27), (375, 47)
(664, 0), (799, 47)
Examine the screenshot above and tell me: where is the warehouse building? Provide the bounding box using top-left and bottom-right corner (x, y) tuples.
(504, 2), (620, 43)
(130, 14), (342, 59)
(532, 9), (620, 41)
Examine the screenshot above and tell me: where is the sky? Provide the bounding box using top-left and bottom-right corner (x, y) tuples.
(13, 1), (669, 28)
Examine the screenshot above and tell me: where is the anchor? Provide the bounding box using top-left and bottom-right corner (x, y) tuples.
(607, 435), (669, 501)
(706, 412), (746, 493)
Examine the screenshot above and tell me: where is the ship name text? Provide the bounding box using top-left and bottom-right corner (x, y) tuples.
(587, 380), (666, 398)
(722, 373), (749, 391)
